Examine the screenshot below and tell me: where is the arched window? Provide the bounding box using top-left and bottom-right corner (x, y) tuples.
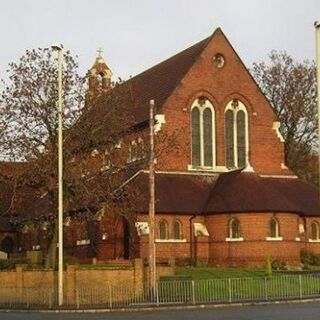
(191, 107), (201, 166)
(237, 110), (246, 168)
(229, 218), (241, 239)
(311, 222), (320, 240)
(159, 220), (168, 240)
(101, 148), (111, 172)
(191, 98), (215, 168)
(225, 109), (234, 168)
(203, 108), (213, 167)
(270, 218), (280, 238)
(173, 220), (182, 240)
(128, 140), (138, 163)
(137, 137), (145, 160)
(225, 100), (250, 169)
(97, 73), (104, 88)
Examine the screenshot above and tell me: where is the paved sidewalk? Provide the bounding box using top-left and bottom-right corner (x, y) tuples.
(0, 301), (320, 320)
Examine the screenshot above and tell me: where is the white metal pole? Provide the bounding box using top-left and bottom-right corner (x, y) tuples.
(149, 99), (156, 292)
(52, 43), (64, 306)
(315, 22), (320, 196)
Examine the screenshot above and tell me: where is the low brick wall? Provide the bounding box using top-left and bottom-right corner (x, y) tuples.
(0, 259), (175, 305)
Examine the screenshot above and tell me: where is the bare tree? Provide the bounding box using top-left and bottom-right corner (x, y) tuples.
(0, 48), (139, 267)
(252, 51), (318, 184)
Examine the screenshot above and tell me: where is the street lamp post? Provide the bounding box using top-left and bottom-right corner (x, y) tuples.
(51, 43), (64, 306)
(149, 99), (156, 293)
(315, 22), (320, 196)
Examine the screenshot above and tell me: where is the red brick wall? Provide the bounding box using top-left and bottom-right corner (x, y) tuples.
(136, 214), (209, 262)
(156, 30), (290, 175)
(135, 212), (320, 266)
(304, 217), (320, 253)
(205, 213), (302, 266)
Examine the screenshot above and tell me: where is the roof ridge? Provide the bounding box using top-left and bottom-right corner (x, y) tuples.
(127, 36), (211, 83)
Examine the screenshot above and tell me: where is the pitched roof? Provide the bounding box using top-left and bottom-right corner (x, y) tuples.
(127, 171), (219, 214)
(87, 34), (212, 124)
(124, 170), (320, 217)
(204, 170), (319, 215)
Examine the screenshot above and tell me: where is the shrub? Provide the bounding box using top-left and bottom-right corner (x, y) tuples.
(301, 250), (320, 266)
(301, 250), (314, 265)
(0, 259), (12, 270)
(271, 259), (287, 270)
(265, 256), (272, 278)
(175, 258), (197, 267)
(313, 254), (320, 265)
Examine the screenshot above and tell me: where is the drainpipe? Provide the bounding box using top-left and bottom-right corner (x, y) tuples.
(189, 215), (197, 261)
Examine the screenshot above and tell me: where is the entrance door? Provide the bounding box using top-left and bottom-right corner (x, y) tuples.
(123, 220), (130, 259)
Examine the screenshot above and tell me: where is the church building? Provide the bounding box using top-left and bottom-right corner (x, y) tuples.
(80, 27), (320, 266)
(1, 27), (320, 267)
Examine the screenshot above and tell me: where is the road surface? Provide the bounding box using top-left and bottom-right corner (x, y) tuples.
(0, 302), (320, 320)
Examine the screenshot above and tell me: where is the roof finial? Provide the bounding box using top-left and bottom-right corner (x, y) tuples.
(97, 48), (103, 58)
(96, 48), (104, 63)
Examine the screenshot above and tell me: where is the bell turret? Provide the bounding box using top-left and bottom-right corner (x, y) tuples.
(86, 48), (113, 105)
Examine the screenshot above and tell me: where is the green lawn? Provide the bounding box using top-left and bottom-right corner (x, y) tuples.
(175, 267), (274, 279)
(156, 268), (320, 303)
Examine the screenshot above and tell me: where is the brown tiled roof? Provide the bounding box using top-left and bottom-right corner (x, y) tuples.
(204, 170), (320, 215)
(125, 170), (320, 216)
(88, 34), (212, 124)
(0, 179), (52, 224)
(129, 172), (219, 213)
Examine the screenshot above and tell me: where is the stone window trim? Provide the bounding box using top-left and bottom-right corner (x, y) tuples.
(266, 237), (283, 241)
(173, 219), (183, 240)
(127, 137), (146, 163)
(159, 219), (169, 240)
(190, 98), (216, 169)
(224, 100), (253, 171)
(127, 140), (138, 163)
(155, 239), (187, 243)
(225, 237), (244, 242)
(269, 217), (281, 239)
(76, 239), (91, 246)
(310, 221), (320, 241)
(101, 148), (111, 172)
(228, 218), (242, 240)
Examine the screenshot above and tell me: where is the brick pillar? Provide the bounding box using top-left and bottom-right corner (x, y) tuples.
(15, 264), (25, 298)
(134, 258), (144, 295)
(66, 265), (77, 305)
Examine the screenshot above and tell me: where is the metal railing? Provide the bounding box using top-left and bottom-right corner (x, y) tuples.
(0, 274), (320, 309)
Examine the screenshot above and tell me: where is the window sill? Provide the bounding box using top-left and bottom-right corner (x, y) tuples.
(308, 239), (320, 243)
(266, 237), (283, 241)
(225, 237), (244, 242)
(188, 164), (219, 171)
(76, 240), (91, 246)
(155, 239), (187, 243)
(188, 165), (254, 173)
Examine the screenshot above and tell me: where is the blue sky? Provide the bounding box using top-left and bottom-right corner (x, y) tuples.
(0, 0), (319, 80)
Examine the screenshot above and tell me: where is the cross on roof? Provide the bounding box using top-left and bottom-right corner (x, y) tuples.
(97, 48), (103, 58)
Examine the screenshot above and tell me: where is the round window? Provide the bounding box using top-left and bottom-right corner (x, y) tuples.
(213, 53), (225, 69)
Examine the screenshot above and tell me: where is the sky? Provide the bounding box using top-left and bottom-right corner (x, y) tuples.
(0, 0), (320, 81)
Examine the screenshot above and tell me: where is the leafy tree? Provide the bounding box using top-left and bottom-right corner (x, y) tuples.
(252, 51), (317, 185)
